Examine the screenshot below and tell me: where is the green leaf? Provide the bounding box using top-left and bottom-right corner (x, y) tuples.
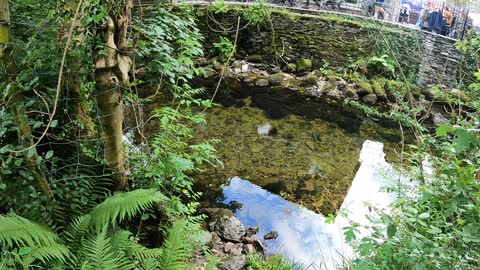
(45, 150), (54, 160)
(419, 212), (430, 219)
(50, 120), (58, 128)
(387, 224), (397, 238)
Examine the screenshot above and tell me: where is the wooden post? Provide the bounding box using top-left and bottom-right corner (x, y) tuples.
(0, 0), (53, 198)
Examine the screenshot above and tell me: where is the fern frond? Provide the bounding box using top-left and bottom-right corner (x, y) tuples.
(63, 214), (92, 253)
(90, 189), (167, 231)
(110, 229), (163, 262)
(140, 258), (160, 270)
(21, 243), (71, 266)
(79, 227), (133, 270)
(0, 214), (60, 248)
(158, 220), (192, 270)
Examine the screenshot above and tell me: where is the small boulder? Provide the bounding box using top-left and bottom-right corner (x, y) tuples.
(220, 255), (247, 270)
(269, 72), (297, 88)
(255, 78), (269, 87)
(327, 89), (343, 100)
(295, 58), (312, 73)
(344, 86), (359, 100)
(433, 112), (449, 125)
(245, 226), (260, 237)
(246, 54), (264, 63)
(263, 231), (279, 240)
(362, 93), (377, 105)
(355, 81), (374, 95)
(301, 72), (318, 87)
(371, 80), (387, 101)
(211, 215), (246, 242)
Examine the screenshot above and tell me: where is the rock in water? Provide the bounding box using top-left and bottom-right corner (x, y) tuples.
(263, 231), (279, 240)
(220, 255), (247, 270)
(257, 123), (277, 136)
(211, 215), (246, 242)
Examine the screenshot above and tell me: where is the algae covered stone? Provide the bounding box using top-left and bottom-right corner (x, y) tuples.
(295, 58), (312, 73)
(371, 80), (387, 101)
(362, 93), (377, 105)
(355, 81), (373, 95)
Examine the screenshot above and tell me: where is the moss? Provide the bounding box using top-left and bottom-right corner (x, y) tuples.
(355, 81), (373, 95)
(295, 58), (312, 73)
(282, 63), (296, 72)
(371, 80), (387, 101)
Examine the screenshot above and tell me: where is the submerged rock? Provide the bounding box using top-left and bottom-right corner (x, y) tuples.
(257, 123), (277, 136)
(263, 231), (279, 240)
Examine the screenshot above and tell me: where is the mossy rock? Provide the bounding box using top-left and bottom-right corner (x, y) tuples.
(282, 63), (297, 72)
(384, 80), (404, 101)
(344, 86), (359, 100)
(362, 93), (377, 105)
(355, 81), (373, 95)
(371, 80), (387, 101)
(327, 75), (342, 81)
(246, 54), (264, 63)
(301, 72), (318, 87)
(295, 58), (312, 73)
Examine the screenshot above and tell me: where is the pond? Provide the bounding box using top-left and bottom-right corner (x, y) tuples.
(218, 140), (398, 269)
(193, 94), (402, 214)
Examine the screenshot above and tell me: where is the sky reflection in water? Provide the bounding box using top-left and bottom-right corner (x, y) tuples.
(220, 177), (348, 269)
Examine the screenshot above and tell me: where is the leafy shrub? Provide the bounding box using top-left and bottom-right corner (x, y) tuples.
(213, 37), (236, 63)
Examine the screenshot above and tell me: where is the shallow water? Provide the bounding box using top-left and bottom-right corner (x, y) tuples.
(220, 140), (398, 269)
(194, 97), (402, 214)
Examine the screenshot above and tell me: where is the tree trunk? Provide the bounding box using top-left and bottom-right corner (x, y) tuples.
(61, 1), (96, 137)
(94, 0), (132, 190)
(1, 0), (53, 198)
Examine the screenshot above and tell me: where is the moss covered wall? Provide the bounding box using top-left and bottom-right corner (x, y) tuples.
(191, 7), (459, 89)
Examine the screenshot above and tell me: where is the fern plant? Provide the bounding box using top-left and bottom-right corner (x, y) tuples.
(0, 189), (198, 269)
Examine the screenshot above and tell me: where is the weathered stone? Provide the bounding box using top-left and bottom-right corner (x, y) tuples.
(241, 63), (250, 73)
(220, 255), (247, 270)
(295, 58), (312, 73)
(255, 78), (269, 87)
(245, 226), (259, 237)
(433, 112), (449, 125)
(362, 93), (377, 105)
(355, 82), (374, 95)
(263, 231), (279, 240)
(242, 235), (266, 253)
(210, 215), (246, 242)
(301, 72), (318, 87)
(269, 72), (297, 88)
(327, 89), (343, 100)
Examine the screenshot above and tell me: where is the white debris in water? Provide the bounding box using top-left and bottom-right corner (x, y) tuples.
(257, 123), (272, 136)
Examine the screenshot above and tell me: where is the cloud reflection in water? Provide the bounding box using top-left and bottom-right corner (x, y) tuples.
(220, 177), (349, 269)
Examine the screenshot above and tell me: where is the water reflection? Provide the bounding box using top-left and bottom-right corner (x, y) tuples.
(220, 177), (348, 269)
(220, 140), (398, 269)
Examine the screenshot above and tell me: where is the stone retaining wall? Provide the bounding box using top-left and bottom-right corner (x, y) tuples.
(192, 7), (459, 89)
